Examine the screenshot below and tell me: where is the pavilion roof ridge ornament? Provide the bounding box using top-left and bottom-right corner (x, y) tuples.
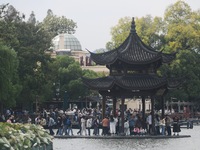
(85, 48), (91, 53)
(130, 17), (136, 34)
(88, 16), (176, 65)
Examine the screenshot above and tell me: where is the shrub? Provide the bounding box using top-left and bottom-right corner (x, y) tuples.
(0, 123), (53, 150)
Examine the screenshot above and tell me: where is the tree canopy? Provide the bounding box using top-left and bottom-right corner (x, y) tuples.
(106, 0), (200, 105)
(0, 42), (20, 107)
(41, 9), (77, 37)
(0, 4), (82, 111)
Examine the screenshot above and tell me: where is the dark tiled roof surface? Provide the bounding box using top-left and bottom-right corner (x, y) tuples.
(119, 34), (161, 64)
(89, 18), (175, 65)
(82, 74), (171, 90)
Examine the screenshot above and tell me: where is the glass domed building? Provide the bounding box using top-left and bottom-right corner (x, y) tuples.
(52, 33), (82, 51)
(51, 33), (91, 66)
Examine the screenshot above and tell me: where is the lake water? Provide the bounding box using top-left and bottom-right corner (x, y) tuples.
(53, 125), (200, 150)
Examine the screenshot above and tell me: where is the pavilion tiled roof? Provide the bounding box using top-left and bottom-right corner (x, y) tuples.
(89, 18), (175, 65)
(82, 74), (180, 91)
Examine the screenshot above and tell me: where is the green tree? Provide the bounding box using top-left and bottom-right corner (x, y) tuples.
(162, 0), (200, 103)
(106, 1), (200, 104)
(13, 22), (52, 109)
(50, 56), (85, 101)
(0, 4), (94, 110)
(0, 42), (20, 108)
(82, 69), (101, 78)
(163, 0), (198, 52)
(136, 15), (164, 50)
(106, 17), (131, 50)
(49, 55), (102, 102)
(0, 4), (21, 47)
(106, 16), (164, 50)
(27, 11), (36, 25)
(41, 9), (77, 37)
(0, 4), (53, 109)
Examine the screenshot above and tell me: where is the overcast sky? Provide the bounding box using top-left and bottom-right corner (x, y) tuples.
(1, 0), (200, 51)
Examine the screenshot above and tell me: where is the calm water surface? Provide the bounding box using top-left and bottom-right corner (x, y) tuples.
(53, 125), (200, 150)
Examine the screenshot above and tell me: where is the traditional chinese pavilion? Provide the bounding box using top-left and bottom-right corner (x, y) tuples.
(82, 17), (181, 134)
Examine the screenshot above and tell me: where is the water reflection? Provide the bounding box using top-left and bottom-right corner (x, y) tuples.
(53, 126), (200, 150)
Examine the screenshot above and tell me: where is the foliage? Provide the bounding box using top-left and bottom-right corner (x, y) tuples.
(162, 0), (200, 102)
(93, 48), (108, 54)
(13, 22), (52, 108)
(27, 11), (36, 25)
(82, 69), (102, 78)
(0, 43), (21, 107)
(0, 123), (52, 150)
(136, 15), (165, 50)
(0, 4), (53, 109)
(106, 16), (164, 51)
(106, 17), (131, 50)
(50, 55), (102, 101)
(41, 9), (77, 37)
(106, 0), (200, 104)
(0, 3), (82, 110)
(0, 4), (24, 22)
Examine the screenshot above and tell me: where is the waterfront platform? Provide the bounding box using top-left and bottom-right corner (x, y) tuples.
(54, 135), (191, 139)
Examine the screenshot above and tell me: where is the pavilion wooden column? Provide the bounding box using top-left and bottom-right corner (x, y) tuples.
(142, 96), (146, 120)
(178, 101), (181, 113)
(112, 97), (117, 117)
(151, 96), (155, 135)
(121, 97), (125, 134)
(161, 96), (165, 118)
(102, 96), (106, 119)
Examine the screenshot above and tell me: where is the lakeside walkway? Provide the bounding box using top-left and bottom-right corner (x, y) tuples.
(54, 134), (191, 139)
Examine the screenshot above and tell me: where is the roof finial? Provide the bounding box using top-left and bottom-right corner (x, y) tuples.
(130, 17), (136, 34)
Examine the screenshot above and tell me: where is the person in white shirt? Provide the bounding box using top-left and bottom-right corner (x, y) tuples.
(86, 117), (92, 136)
(124, 119), (129, 135)
(35, 115), (41, 124)
(81, 116), (87, 135)
(110, 115), (118, 135)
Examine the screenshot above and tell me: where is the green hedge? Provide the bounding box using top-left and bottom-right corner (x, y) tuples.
(0, 123), (53, 150)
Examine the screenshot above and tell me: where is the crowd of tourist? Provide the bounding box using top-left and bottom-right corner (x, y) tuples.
(0, 106), (182, 136)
